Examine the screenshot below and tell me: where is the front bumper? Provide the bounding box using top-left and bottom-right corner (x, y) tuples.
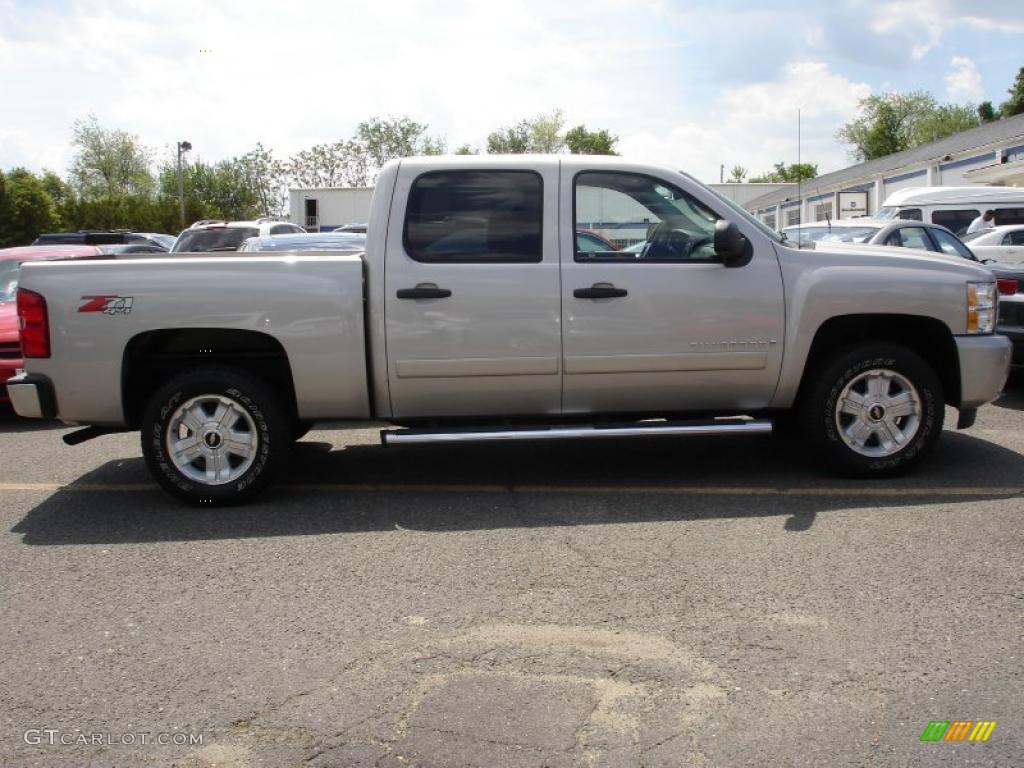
(955, 334), (1012, 410)
(7, 372), (57, 419)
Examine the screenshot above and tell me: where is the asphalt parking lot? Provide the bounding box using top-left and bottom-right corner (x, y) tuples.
(2, 377), (1023, 768)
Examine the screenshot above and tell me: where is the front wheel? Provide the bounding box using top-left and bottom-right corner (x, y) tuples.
(798, 343), (944, 476)
(140, 366), (290, 505)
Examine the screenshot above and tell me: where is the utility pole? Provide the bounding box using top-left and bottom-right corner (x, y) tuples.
(176, 140), (192, 230)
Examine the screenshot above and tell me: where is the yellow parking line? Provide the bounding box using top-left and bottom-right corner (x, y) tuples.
(0, 482), (1021, 497)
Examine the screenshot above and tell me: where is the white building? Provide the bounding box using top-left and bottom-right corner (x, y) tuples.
(289, 187), (374, 231)
(744, 113), (1024, 229)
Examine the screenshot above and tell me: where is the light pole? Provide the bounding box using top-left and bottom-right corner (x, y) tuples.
(176, 140), (192, 230)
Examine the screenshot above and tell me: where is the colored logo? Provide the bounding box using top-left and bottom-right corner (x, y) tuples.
(920, 721), (997, 742)
(79, 295), (134, 315)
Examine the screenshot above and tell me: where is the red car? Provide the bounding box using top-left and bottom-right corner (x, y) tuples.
(1, 245), (103, 404)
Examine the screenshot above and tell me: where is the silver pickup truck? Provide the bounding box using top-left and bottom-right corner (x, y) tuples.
(8, 156), (1012, 504)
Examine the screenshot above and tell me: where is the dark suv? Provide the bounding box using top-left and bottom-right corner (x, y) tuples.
(33, 231), (175, 250)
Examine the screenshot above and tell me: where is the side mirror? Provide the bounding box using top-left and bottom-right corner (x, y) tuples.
(714, 219), (752, 267)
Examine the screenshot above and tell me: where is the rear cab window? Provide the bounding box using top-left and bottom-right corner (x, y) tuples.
(403, 171), (543, 263)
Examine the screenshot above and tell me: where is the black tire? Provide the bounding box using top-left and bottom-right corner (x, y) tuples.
(140, 366), (290, 505)
(797, 343), (944, 477)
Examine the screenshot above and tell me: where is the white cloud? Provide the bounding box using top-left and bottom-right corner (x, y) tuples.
(0, 0), (677, 172)
(866, 0), (945, 60)
(618, 61), (872, 181)
(945, 56), (984, 103)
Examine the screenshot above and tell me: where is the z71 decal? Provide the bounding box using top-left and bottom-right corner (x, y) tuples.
(79, 295), (135, 315)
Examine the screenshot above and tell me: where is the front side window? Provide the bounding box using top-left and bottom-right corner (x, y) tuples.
(930, 228), (975, 260)
(1008, 230), (1024, 246)
(931, 209), (979, 236)
(574, 172), (719, 262)
(404, 171), (542, 263)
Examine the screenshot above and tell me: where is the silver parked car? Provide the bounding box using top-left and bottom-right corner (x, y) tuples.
(238, 232), (367, 253)
(782, 219), (979, 261)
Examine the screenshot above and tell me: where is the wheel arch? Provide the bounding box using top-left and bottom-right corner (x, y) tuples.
(794, 314), (961, 408)
(122, 328), (298, 427)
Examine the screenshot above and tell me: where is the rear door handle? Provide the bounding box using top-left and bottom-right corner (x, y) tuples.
(397, 283), (452, 299)
(574, 284), (628, 299)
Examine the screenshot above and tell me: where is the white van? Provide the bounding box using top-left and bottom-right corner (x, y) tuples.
(875, 186), (1024, 236)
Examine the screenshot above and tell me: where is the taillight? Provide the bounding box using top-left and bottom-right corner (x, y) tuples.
(996, 278), (1018, 296)
(17, 288), (50, 358)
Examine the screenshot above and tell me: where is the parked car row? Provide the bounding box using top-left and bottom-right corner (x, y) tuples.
(778, 218), (1023, 365)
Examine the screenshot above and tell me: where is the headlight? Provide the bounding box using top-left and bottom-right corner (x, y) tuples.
(966, 281), (997, 334)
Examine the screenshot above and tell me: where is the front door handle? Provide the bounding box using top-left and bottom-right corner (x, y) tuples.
(397, 283), (452, 299)
(574, 284), (628, 299)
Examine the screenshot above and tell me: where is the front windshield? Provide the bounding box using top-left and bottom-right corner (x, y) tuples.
(172, 227), (259, 252)
(874, 206), (898, 220)
(0, 260), (22, 303)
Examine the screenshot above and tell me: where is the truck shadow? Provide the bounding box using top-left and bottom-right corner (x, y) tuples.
(0, 406), (68, 433)
(11, 429), (1024, 545)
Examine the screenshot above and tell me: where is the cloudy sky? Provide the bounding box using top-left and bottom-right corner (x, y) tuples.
(1, 0), (1023, 183)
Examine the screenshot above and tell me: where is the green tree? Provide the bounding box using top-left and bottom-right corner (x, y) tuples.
(727, 165), (748, 183)
(69, 114), (154, 199)
(563, 125), (618, 155)
(912, 103), (980, 145)
(0, 169), (62, 246)
(287, 141), (369, 188)
(158, 157), (261, 222)
(486, 120), (532, 154)
(1000, 66), (1024, 117)
(529, 110), (566, 153)
(487, 111), (569, 154)
(454, 143), (478, 155)
(237, 143), (288, 218)
(355, 116), (445, 174)
(749, 162), (818, 183)
(977, 101), (997, 123)
(836, 91), (980, 161)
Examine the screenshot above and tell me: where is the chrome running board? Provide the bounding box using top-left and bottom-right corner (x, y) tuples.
(381, 419), (772, 446)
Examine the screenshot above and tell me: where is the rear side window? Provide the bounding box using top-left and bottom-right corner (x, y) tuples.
(1008, 231), (1024, 246)
(404, 171), (543, 263)
(172, 228), (259, 252)
(931, 209), (978, 236)
(994, 208), (1024, 226)
(891, 227), (932, 250)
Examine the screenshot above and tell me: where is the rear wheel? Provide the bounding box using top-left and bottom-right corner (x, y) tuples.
(798, 343), (944, 476)
(141, 366), (289, 505)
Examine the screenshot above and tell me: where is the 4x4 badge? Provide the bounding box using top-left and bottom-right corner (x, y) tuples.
(79, 295), (134, 315)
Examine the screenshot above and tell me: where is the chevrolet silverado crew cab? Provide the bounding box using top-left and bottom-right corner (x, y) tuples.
(8, 156), (1012, 505)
